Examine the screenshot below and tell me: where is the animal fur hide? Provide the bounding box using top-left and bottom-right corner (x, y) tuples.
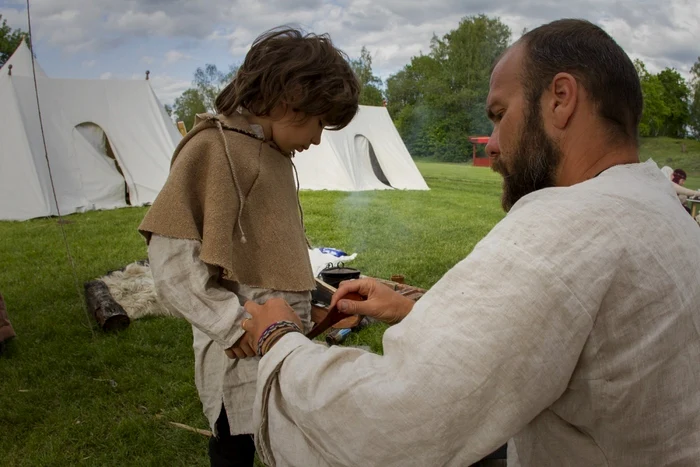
(100, 262), (174, 320)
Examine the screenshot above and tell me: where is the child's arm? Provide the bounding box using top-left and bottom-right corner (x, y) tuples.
(148, 234), (247, 352)
(672, 181), (700, 197)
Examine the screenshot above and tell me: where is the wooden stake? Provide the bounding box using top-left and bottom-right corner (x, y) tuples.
(168, 421), (212, 438)
(155, 414), (212, 437)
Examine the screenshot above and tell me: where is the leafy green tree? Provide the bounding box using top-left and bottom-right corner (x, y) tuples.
(0, 14), (29, 68)
(350, 46), (384, 106)
(386, 15), (510, 161)
(656, 68), (690, 138)
(193, 64), (229, 112)
(172, 63), (239, 130)
(172, 88), (207, 130)
(689, 57), (700, 139)
(635, 60), (671, 137)
(191, 63), (239, 111)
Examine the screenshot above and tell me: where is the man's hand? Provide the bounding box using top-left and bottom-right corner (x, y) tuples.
(224, 330), (256, 359)
(242, 298), (304, 354)
(330, 278), (414, 325)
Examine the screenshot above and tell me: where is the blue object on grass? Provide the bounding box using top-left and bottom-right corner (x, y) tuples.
(318, 247), (348, 257)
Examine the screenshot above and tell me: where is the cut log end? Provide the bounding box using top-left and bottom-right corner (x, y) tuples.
(84, 280), (131, 332)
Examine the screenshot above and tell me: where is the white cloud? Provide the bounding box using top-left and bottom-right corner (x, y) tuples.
(0, 7), (28, 32)
(141, 56), (154, 65)
(99, 72), (112, 80)
(82, 60), (95, 68)
(148, 74), (191, 106)
(164, 50), (192, 65)
(2, 0), (698, 83)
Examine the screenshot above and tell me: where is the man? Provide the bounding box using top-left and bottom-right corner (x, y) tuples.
(242, 19), (700, 466)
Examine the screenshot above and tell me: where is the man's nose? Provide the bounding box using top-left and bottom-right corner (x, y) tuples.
(485, 129), (499, 159)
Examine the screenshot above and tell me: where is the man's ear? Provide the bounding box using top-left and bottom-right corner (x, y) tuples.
(546, 72), (578, 130)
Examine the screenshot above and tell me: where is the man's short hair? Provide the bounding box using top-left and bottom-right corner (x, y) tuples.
(519, 19), (643, 144)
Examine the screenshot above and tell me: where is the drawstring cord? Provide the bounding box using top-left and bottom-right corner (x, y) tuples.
(215, 119), (247, 244)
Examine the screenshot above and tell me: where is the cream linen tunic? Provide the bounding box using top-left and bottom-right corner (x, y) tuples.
(253, 161), (700, 466)
(148, 235), (312, 435)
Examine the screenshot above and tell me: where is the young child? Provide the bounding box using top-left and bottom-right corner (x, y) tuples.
(139, 28), (359, 466)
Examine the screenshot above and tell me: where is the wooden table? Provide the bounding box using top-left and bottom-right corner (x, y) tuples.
(687, 199), (700, 217)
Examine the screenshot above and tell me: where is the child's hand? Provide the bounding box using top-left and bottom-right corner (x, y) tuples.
(224, 332), (256, 359)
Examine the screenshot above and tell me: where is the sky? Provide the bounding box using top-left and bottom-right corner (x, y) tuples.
(1, 0), (698, 106)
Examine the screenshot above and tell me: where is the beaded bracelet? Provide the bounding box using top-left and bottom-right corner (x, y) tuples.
(257, 320), (302, 356)
(258, 323), (300, 356)
(260, 328), (294, 356)
(258, 320), (299, 345)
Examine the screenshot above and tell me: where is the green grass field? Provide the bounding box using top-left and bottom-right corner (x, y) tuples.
(0, 138), (698, 465)
(640, 137), (700, 184)
(0, 161), (504, 466)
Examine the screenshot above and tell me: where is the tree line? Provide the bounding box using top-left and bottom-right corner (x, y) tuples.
(381, 15), (700, 160)
(3, 13), (699, 162)
(168, 15), (700, 161)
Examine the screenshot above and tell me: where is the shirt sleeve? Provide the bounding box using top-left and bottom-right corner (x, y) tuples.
(148, 234), (246, 349)
(253, 200), (606, 466)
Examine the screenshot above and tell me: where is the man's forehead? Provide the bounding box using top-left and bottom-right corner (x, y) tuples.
(488, 45), (524, 102)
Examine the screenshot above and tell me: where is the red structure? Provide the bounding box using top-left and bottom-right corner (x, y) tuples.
(469, 136), (491, 167)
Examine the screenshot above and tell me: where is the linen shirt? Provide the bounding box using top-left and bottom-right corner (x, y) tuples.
(254, 161), (700, 466)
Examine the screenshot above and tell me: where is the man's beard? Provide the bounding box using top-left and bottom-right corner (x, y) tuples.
(491, 106), (563, 212)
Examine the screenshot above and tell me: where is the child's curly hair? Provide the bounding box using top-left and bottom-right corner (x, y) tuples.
(215, 27), (360, 130)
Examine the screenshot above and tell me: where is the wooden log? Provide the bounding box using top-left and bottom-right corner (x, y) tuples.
(84, 280), (130, 331)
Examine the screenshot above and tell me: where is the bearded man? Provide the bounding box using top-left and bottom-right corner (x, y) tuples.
(241, 19), (700, 466)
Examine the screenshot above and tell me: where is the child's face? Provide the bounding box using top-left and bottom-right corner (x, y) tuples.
(270, 107), (325, 154)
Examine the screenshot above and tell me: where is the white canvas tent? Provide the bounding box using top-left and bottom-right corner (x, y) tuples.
(0, 41), (181, 221)
(293, 105), (429, 191)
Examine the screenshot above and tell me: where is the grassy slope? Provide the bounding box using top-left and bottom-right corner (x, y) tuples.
(640, 137), (700, 187)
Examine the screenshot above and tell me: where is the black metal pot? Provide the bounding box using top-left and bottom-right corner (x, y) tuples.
(320, 262), (361, 288)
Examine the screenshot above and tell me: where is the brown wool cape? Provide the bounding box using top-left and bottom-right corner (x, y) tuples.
(139, 112), (315, 292)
